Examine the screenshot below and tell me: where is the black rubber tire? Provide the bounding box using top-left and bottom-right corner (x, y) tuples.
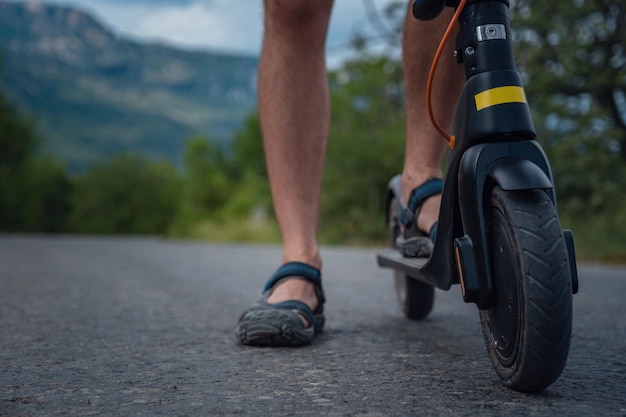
(480, 186), (573, 392)
(389, 197), (435, 320)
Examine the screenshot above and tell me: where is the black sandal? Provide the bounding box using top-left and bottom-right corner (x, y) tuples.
(396, 178), (443, 258)
(236, 262), (325, 347)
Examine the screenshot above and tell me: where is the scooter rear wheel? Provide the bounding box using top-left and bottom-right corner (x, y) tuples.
(389, 197), (434, 320)
(480, 186), (573, 392)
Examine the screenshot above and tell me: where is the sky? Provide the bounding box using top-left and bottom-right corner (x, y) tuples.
(17, 0), (401, 66)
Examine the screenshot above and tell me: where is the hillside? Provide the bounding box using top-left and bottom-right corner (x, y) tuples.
(0, 1), (258, 171)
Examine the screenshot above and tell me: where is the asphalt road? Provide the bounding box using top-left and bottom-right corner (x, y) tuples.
(1, 235), (624, 416)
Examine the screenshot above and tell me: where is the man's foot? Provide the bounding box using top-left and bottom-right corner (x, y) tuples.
(265, 278), (319, 327)
(402, 176), (443, 233)
(236, 262), (325, 347)
(396, 177), (443, 257)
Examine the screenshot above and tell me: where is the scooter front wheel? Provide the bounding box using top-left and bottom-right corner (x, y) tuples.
(481, 186), (573, 392)
(388, 197), (434, 320)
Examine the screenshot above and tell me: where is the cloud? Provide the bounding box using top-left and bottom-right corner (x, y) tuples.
(80, 0), (264, 55)
(17, 0), (398, 60)
(23, 0), (263, 54)
(112, 0), (377, 57)
(120, 1), (264, 54)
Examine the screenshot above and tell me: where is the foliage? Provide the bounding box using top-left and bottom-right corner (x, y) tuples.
(0, 89), (36, 169)
(511, 0), (625, 153)
(231, 114), (267, 180)
(0, 87), (71, 232)
(175, 135), (231, 226)
(10, 157), (72, 232)
(221, 113), (273, 219)
(321, 57), (406, 243)
(509, 0), (626, 260)
(68, 153), (181, 235)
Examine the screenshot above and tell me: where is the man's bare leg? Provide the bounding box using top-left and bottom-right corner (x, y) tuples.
(401, 5), (465, 234)
(257, 1), (463, 316)
(259, 0), (334, 312)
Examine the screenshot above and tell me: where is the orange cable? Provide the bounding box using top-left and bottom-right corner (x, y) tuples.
(425, 0), (467, 149)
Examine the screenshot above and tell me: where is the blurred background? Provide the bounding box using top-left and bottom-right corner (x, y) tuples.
(0, 0), (624, 262)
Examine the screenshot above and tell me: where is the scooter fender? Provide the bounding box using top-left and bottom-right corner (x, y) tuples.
(455, 141), (556, 309)
(488, 157), (553, 193)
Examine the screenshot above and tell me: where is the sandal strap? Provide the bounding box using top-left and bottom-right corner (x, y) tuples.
(260, 300), (316, 327)
(263, 262), (325, 305)
(400, 178), (443, 229)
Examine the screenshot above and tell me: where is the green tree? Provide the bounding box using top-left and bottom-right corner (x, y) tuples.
(178, 135), (231, 222)
(510, 0), (626, 260)
(170, 121), (279, 242)
(512, 0), (625, 156)
(225, 114), (273, 218)
(0, 90), (36, 168)
(0, 85), (38, 229)
(69, 153), (180, 235)
(12, 157), (71, 232)
(321, 56), (406, 243)
(232, 114), (266, 179)
(0, 86), (71, 232)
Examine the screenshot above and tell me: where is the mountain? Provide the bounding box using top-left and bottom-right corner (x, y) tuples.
(0, 1), (258, 172)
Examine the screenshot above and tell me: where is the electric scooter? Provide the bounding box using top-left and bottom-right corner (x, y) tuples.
(377, 0), (578, 392)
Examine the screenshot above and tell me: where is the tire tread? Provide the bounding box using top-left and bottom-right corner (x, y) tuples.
(481, 187), (573, 392)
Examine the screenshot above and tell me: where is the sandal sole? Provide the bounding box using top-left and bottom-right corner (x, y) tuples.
(236, 307), (318, 347)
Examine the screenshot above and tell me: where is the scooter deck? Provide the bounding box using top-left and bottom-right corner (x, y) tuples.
(377, 248), (428, 277)
(377, 248), (453, 290)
